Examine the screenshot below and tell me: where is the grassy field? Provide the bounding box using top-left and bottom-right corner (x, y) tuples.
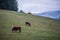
(0, 9), (60, 40)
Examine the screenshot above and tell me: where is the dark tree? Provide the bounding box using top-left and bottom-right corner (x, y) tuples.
(0, 0), (18, 11)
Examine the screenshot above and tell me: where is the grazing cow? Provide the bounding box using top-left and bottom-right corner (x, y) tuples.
(25, 22), (31, 26)
(12, 26), (21, 32)
(28, 12), (32, 15)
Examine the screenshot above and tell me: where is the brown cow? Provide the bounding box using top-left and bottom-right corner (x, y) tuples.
(12, 26), (21, 32)
(28, 12), (32, 15)
(25, 22), (31, 26)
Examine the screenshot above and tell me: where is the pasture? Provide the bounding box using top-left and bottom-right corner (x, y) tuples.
(0, 9), (60, 40)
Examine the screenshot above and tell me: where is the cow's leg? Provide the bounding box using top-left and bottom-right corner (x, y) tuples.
(28, 23), (31, 26)
(19, 28), (21, 32)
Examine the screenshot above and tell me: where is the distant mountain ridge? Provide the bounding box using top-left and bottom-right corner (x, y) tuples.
(35, 10), (60, 20)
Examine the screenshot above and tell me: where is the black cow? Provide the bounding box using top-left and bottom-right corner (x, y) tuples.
(28, 12), (32, 15)
(12, 26), (21, 32)
(25, 22), (31, 26)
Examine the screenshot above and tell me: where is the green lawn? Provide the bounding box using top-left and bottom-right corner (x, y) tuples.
(0, 9), (60, 40)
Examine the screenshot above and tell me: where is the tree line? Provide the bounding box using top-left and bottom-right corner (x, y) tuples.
(0, 0), (18, 11)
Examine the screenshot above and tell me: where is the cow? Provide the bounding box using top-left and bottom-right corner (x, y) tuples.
(28, 12), (32, 15)
(25, 22), (31, 26)
(12, 26), (21, 32)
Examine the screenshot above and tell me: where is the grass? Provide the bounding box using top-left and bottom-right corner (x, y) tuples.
(0, 9), (60, 40)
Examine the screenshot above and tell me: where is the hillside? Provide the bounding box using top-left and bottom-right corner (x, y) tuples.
(0, 9), (60, 40)
(35, 10), (60, 20)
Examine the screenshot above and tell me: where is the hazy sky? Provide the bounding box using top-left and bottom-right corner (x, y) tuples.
(17, 0), (60, 13)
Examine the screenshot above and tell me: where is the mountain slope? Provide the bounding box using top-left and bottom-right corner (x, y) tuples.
(35, 11), (60, 20)
(0, 9), (60, 40)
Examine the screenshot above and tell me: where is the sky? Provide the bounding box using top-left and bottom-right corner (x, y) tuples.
(17, 0), (60, 14)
